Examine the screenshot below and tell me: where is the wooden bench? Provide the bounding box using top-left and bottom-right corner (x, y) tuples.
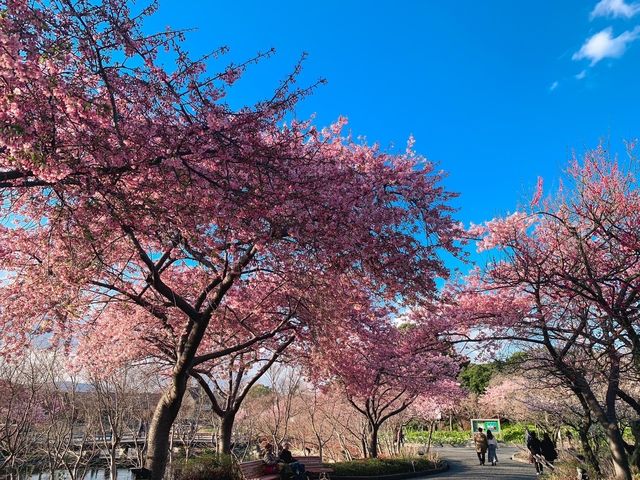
(297, 456), (333, 480)
(238, 460), (280, 480)
(238, 456), (333, 480)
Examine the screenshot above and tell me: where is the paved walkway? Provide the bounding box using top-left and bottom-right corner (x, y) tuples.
(423, 446), (537, 479)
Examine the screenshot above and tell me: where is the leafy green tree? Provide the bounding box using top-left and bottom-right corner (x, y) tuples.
(459, 364), (496, 395)
(459, 352), (527, 395)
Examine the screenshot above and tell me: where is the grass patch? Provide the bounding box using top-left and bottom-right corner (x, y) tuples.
(405, 430), (469, 446)
(545, 460), (597, 480)
(332, 457), (441, 477)
(174, 453), (239, 480)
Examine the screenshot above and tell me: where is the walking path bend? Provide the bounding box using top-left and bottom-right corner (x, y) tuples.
(423, 446), (537, 479)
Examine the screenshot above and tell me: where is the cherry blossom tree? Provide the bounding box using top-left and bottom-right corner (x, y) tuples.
(0, 2), (461, 478)
(454, 146), (640, 480)
(37, 351), (100, 480)
(313, 315), (461, 458)
(189, 338), (295, 454)
(294, 389), (339, 460)
(0, 355), (46, 474)
(408, 387), (463, 455)
(481, 371), (604, 475)
(293, 389), (368, 461)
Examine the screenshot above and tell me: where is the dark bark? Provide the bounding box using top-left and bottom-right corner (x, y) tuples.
(577, 425), (600, 476)
(360, 431), (368, 459)
(537, 313), (631, 480)
(144, 312), (215, 480)
(367, 423), (380, 459)
(581, 389), (631, 480)
(425, 421), (435, 456)
(574, 392), (601, 476)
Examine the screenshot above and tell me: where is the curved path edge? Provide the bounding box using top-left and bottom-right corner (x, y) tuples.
(420, 446), (537, 479)
(331, 464), (449, 480)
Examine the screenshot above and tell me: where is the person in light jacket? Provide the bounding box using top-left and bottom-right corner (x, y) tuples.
(486, 430), (498, 466)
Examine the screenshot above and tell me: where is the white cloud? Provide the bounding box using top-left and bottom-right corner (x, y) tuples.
(572, 26), (640, 65)
(549, 81), (559, 91)
(575, 69), (588, 79)
(591, 0), (640, 19)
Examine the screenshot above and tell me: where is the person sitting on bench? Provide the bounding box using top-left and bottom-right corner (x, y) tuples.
(279, 443), (306, 480)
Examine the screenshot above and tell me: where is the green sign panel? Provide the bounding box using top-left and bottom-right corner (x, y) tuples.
(471, 419), (501, 434)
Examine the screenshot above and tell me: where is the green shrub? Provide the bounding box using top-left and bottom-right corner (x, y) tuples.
(405, 429), (469, 446)
(407, 423), (537, 446)
(432, 430), (470, 446)
(175, 453), (239, 480)
(501, 424), (534, 444)
(332, 458), (440, 476)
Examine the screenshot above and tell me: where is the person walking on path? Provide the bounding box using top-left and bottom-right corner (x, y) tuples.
(486, 430), (498, 466)
(474, 427), (488, 465)
(540, 433), (557, 467)
(526, 431), (544, 476)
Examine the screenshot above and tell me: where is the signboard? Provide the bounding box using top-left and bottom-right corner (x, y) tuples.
(471, 418), (501, 434)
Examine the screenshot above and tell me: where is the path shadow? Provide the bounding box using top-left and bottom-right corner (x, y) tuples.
(429, 459), (536, 479)
(424, 447), (537, 479)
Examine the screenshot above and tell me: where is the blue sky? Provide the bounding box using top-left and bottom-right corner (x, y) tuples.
(147, 0), (640, 227)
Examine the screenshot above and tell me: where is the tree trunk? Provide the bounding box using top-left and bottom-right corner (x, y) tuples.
(360, 429), (368, 458)
(184, 445), (191, 461)
(367, 423), (379, 458)
(606, 425), (632, 480)
(625, 420), (640, 472)
(426, 421), (435, 456)
(557, 350), (631, 480)
(338, 433), (352, 461)
(220, 412), (237, 454)
(109, 447), (118, 480)
(577, 425), (600, 476)
(144, 306), (217, 480)
(582, 391), (631, 480)
(314, 432), (324, 459)
(144, 371), (189, 480)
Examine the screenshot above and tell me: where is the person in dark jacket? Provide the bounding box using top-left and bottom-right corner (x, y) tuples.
(527, 431), (544, 475)
(540, 432), (558, 465)
(278, 443), (305, 480)
(279, 443), (295, 464)
(473, 427), (488, 465)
